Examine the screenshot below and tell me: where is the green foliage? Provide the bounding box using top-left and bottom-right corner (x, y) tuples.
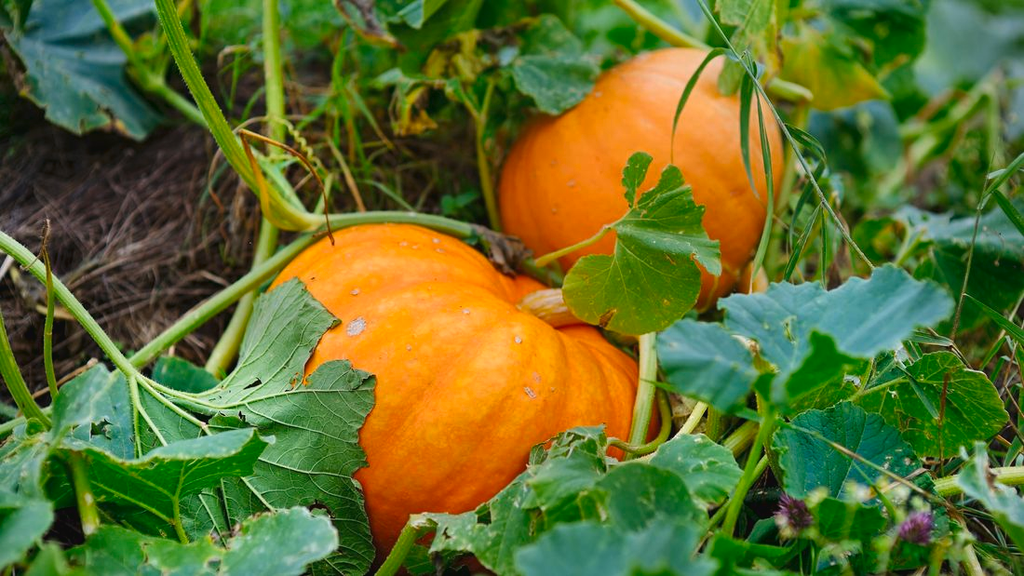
(772, 402), (919, 500)
(420, 428), (741, 574)
(508, 15), (600, 114)
(1, 0), (161, 139)
(659, 266), (953, 414)
(563, 152), (720, 335)
(958, 444), (1024, 551)
(67, 508), (337, 575)
(856, 351), (1008, 458)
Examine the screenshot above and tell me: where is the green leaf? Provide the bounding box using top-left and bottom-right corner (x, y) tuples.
(3, 0), (161, 139)
(813, 497), (887, 542)
(209, 361), (377, 574)
(395, 0), (449, 29)
(427, 479), (534, 576)
(856, 351), (1008, 458)
(965, 294), (1024, 347)
(898, 202), (1024, 332)
(595, 464), (706, 531)
(0, 433), (50, 501)
(206, 278), (338, 406)
(822, 0), (929, 68)
(152, 356), (220, 394)
(661, 265), (953, 413)
(25, 543), (71, 576)
(649, 433), (743, 506)
(68, 507), (337, 576)
(55, 428), (267, 534)
(773, 402), (920, 499)
(958, 443), (1024, 551)
(509, 15), (599, 114)
(50, 365), (134, 459)
(621, 151), (652, 207)
(658, 320), (763, 413)
(989, 190), (1024, 238)
(0, 496), (53, 569)
(514, 520), (717, 576)
(564, 163), (721, 335)
(779, 29), (889, 111)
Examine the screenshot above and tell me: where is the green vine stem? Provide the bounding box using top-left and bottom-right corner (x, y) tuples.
(625, 333), (659, 459)
(42, 237), (59, 399)
(474, 77), (501, 231)
(677, 401), (707, 436)
(66, 453), (101, 536)
(533, 225), (612, 268)
(609, 389), (672, 456)
(934, 466), (1024, 497)
(705, 406), (727, 442)
(722, 419), (759, 457)
(722, 407), (774, 536)
(0, 308), (50, 426)
(132, 234), (314, 369)
(375, 516), (431, 576)
(706, 455), (768, 531)
(204, 223), (279, 377)
(90, 0), (205, 125)
(153, 0), (255, 187)
(614, 0), (813, 103)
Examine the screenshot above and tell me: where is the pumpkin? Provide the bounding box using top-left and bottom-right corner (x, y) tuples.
(271, 224), (639, 553)
(499, 47), (785, 309)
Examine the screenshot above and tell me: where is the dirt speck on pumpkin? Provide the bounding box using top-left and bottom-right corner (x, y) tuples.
(524, 386), (537, 399)
(347, 317), (366, 336)
(514, 335), (523, 344)
(350, 288), (360, 295)
(532, 372), (541, 383)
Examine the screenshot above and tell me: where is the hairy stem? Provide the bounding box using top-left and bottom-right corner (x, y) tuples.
(722, 420), (759, 457)
(0, 309), (50, 426)
(154, 0), (254, 186)
(610, 389), (672, 456)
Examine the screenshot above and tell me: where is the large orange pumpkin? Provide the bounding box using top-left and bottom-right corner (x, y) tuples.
(271, 224), (638, 554)
(499, 48), (785, 309)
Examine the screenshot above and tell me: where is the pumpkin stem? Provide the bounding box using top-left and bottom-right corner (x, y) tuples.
(517, 289), (582, 328)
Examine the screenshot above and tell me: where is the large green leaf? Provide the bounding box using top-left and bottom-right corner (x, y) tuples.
(660, 265), (953, 413)
(54, 429), (267, 537)
(772, 402), (920, 499)
(203, 279), (337, 406)
(649, 433), (743, 506)
(958, 443), (1024, 551)
(658, 320), (764, 413)
(508, 15), (599, 115)
(856, 351), (1007, 457)
(564, 153), (721, 335)
(209, 361), (377, 574)
(67, 507), (337, 576)
(3, 0), (161, 139)
(514, 520), (717, 576)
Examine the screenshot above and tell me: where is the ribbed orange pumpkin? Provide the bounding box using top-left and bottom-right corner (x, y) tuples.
(499, 48), (785, 309)
(271, 224), (638, 554)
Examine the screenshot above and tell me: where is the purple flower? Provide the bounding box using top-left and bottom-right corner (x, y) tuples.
(898, 511), (934, 546)
(775, 493), (813, 537)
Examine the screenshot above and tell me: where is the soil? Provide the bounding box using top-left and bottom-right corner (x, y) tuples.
(1, 109), (259, 397)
